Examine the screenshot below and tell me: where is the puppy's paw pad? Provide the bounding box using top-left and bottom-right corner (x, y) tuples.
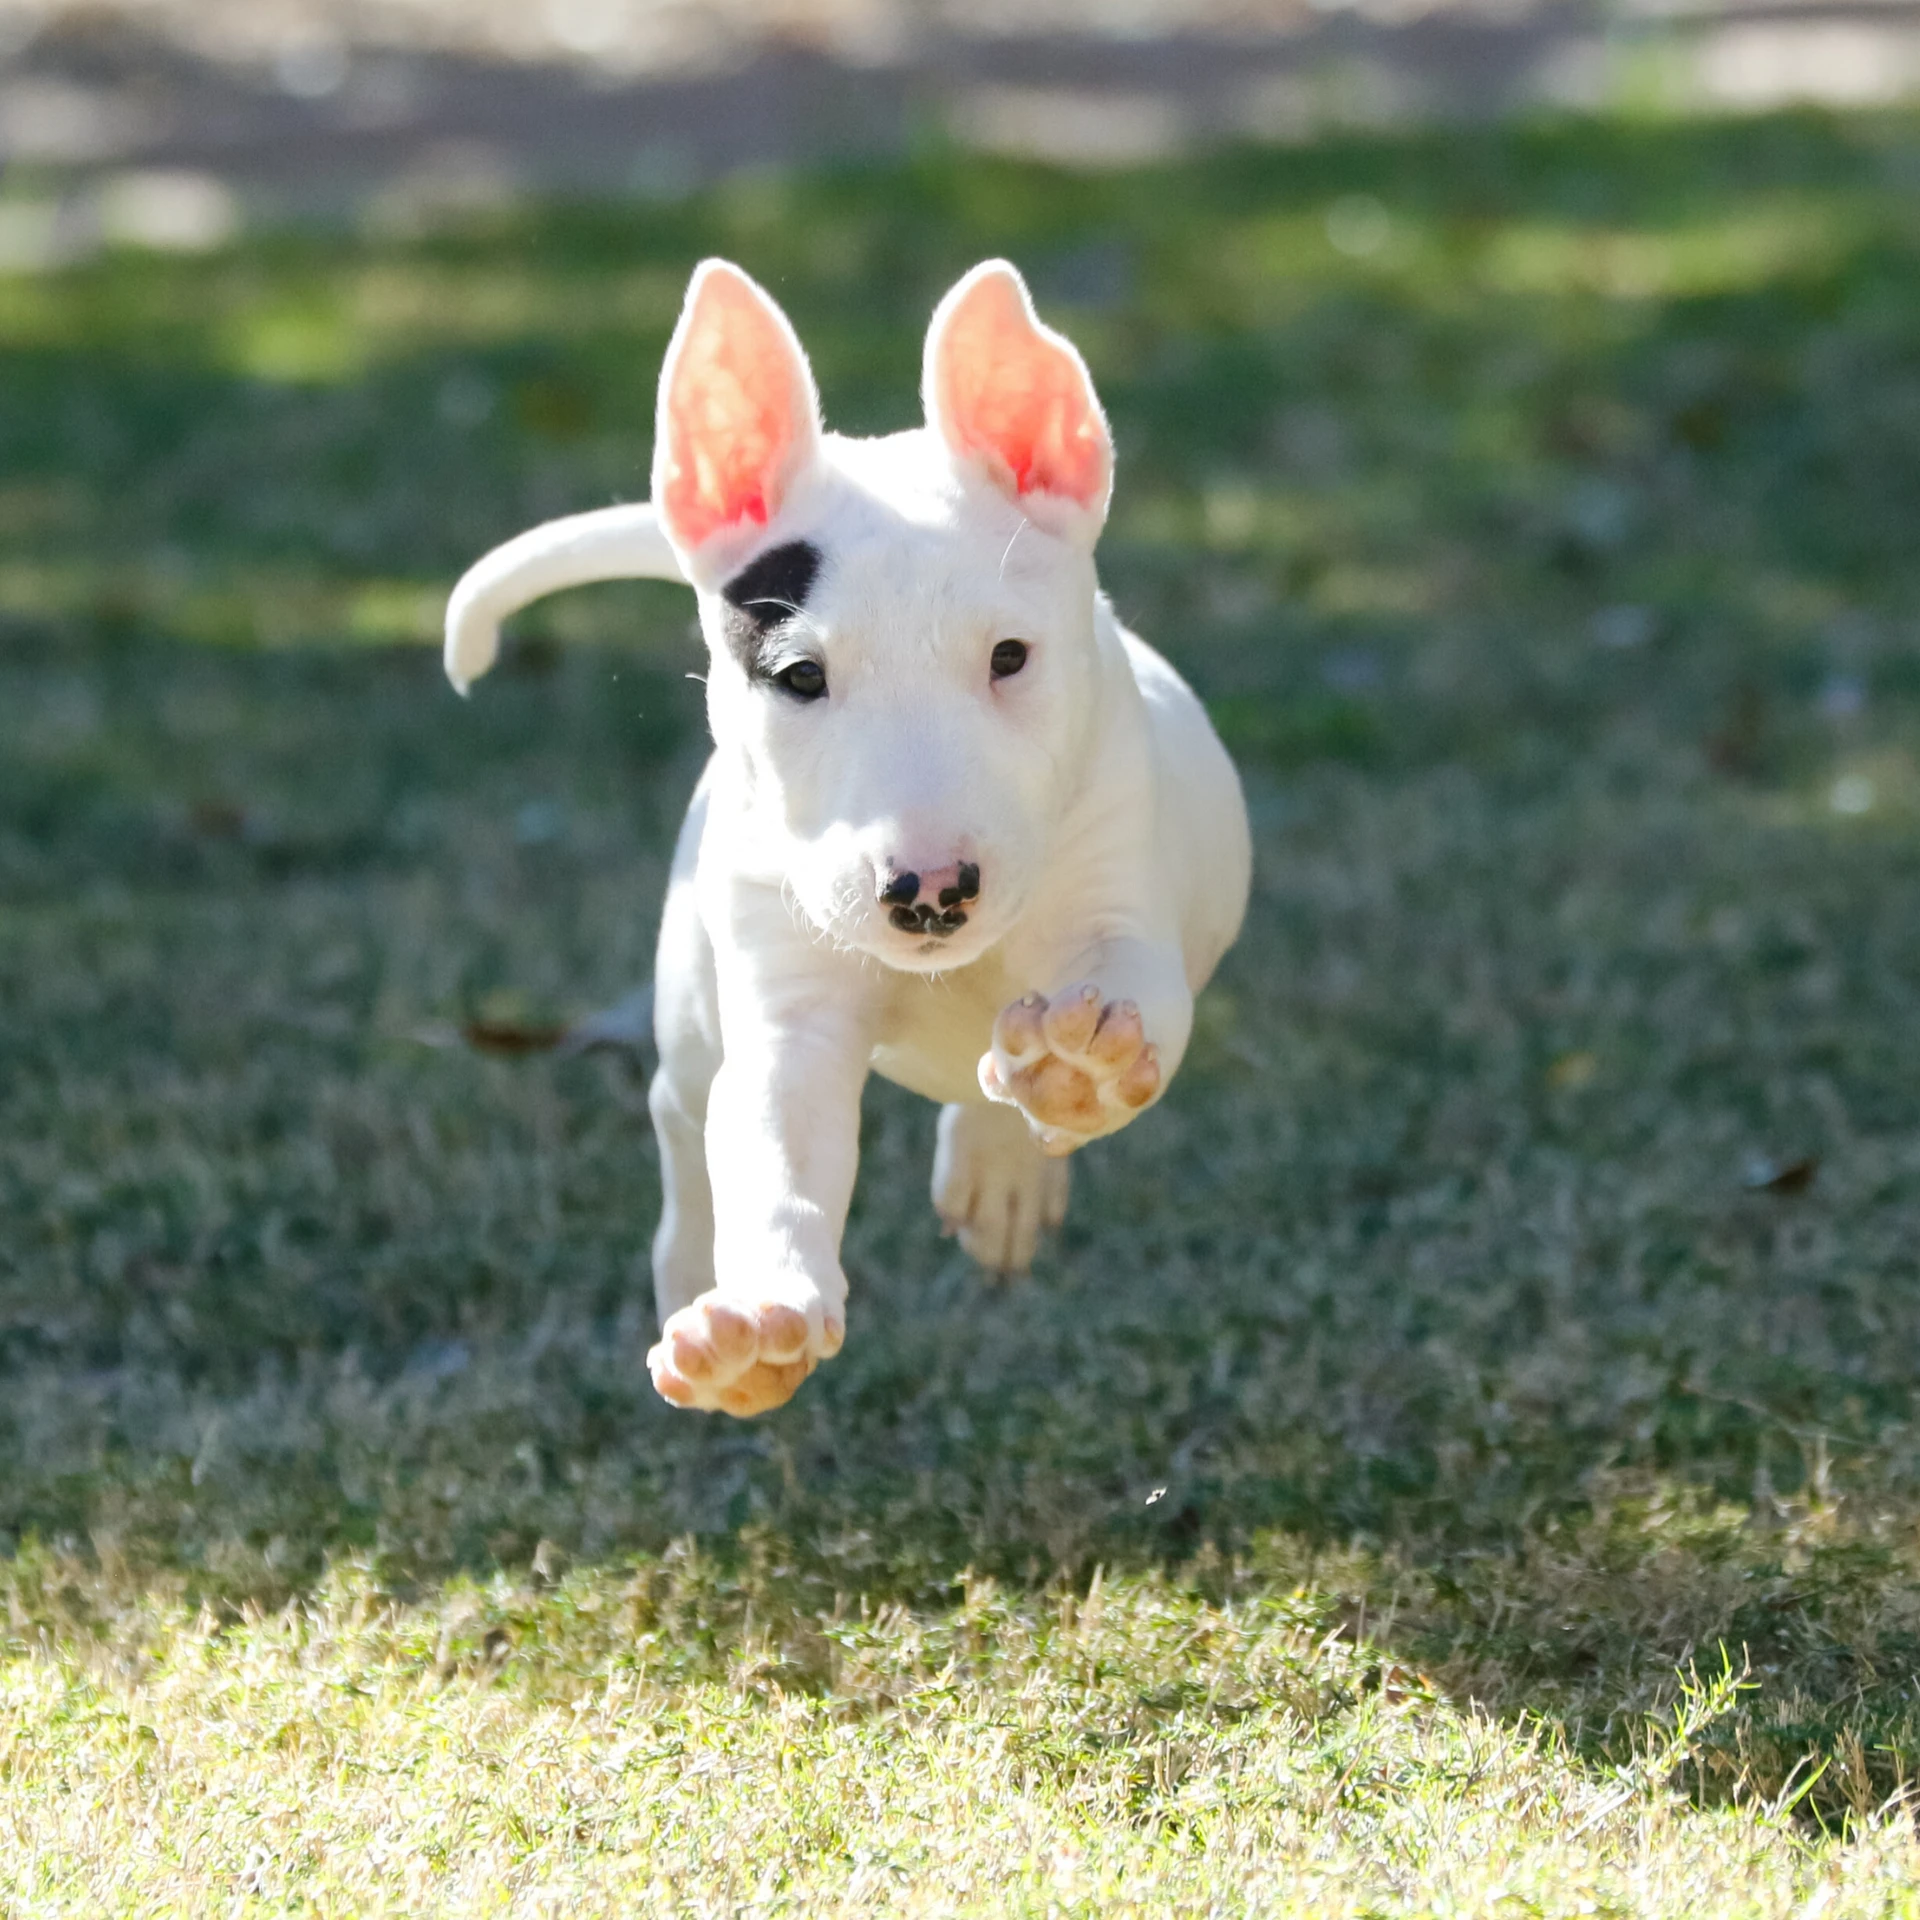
(981, 986), (1162, 1149)
(648, 1294), (828, 1416)
(717, 1359), (809, 1417)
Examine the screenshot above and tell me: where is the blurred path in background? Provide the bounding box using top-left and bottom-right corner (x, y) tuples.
(0, 0), (1916, 258)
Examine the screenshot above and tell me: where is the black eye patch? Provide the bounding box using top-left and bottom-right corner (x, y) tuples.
(721, 541), (824, 684)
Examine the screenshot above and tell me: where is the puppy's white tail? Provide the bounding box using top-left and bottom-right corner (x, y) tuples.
(443, 503), (684, 694)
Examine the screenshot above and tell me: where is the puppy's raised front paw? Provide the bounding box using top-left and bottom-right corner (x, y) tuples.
(647, 1293), (844, 1417)
(979, 984), (1161, 1155)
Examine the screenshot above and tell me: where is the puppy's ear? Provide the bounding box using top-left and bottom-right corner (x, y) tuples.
(922, 260), (1112, 543)
(652, 260), (822, 578)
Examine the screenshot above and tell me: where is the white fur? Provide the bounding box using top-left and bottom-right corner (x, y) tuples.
(444, 259), (1251, 1416)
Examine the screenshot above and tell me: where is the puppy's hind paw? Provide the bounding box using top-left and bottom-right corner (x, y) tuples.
(932, 1100), (1070, 1275)
(648, 1293), (844, 1417)
(979, 984), (1161, 1155)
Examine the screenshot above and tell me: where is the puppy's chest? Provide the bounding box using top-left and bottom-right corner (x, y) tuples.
(866, 957), (1020, 1106)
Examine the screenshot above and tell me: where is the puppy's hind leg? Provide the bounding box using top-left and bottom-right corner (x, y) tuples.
(932, 1100), (1070, 1276)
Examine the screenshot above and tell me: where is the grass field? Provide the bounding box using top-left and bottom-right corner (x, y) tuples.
(8, 107), (1920, 1910)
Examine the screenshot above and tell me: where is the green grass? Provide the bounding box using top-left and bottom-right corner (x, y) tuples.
(8, 108), (1920, 1909)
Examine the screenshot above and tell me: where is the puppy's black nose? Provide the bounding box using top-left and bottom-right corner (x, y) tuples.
(937, 863), (981, 909)
(880, 859), (979, 937)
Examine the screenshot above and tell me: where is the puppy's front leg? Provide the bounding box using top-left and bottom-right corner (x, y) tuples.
(981, 934), (1195, 1158)
(647, 931), (868, 1418)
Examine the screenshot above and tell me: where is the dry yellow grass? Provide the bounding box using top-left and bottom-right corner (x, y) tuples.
(4, 1559), (1918, 1917)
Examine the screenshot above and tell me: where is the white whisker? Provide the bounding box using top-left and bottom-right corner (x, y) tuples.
(780, 870), (870, 958)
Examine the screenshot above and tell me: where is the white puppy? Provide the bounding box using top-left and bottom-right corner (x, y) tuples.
(444, 258), (1250, 1417)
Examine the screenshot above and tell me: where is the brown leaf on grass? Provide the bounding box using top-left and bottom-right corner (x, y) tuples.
(402, 989), (654, 1060)
(1742, 1154), (1818, 1195)
(1364, 1660), (1439, 1705)
(1705, 681), (1767, 778)
(188, 798), (249, 839)
(1547, 1050), (1597, 1090)
(461, 1017), (570, 1056)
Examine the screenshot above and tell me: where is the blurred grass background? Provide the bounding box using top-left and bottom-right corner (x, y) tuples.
(8, 103), (1920, 1859)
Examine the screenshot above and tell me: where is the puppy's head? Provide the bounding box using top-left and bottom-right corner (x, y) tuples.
(655, 258), (1114, 973)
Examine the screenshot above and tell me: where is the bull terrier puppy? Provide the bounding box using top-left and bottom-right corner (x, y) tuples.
(444, 258), (1250, 1417)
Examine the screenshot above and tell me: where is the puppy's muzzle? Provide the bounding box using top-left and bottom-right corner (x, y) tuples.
(879, 861), (979, 939)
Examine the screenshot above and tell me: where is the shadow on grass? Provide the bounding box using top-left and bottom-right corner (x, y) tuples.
(6, 108), (1920, 1822)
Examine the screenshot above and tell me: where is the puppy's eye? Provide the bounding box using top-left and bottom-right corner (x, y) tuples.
(990, 639), (1030, 680)
(773, 659), (827, 701)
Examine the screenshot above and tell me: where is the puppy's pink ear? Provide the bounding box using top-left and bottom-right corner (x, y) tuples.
(653, 260), (821, 572)
(923, 260), (1112, 541)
